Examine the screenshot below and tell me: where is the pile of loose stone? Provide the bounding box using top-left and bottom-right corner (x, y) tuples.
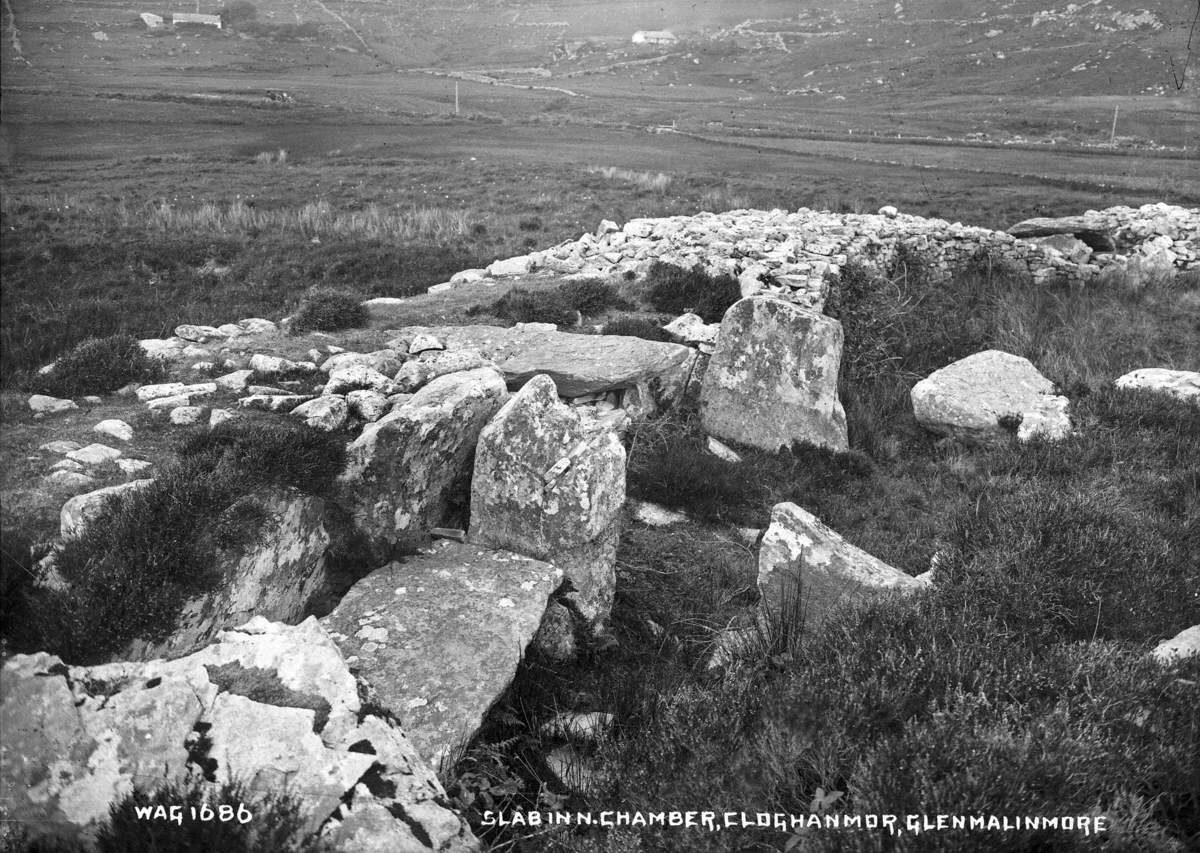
(437, 202), (1200, 310)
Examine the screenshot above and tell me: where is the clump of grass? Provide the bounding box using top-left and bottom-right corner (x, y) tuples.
(8, 420), (346, 664)
(205, 662), (332, 732)
(602, 315), (673, 342)
(290, 287), (367, 333)
(30, 334), (165, 398)
(643, 261), (740, 323)
(469, 279), (629, 326)
(469, 287), (576, 325)
(626, 411), (763, 523)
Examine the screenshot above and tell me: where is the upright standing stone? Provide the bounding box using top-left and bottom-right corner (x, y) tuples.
(468, 375), (626, 649)
(700, 296), (848, 452)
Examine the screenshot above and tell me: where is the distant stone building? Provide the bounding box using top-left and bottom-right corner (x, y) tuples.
(632, 30), (677, 46)
(173, 12), (222, 29)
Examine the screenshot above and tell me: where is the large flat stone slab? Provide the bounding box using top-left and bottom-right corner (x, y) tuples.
(322, 542), (563, 767)
(389, 325), (697, 413)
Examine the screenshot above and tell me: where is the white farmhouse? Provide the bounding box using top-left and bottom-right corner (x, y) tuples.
(173, 13), (222, 28)
(632, 30), (678, 46)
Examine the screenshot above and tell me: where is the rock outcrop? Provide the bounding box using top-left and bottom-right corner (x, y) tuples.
(340, 368), (509, 559)
(0, 617), (477, 852)
(700, 296), (848, 452)
(323, 542), (563, 767)
(911, 350), (1071, 443)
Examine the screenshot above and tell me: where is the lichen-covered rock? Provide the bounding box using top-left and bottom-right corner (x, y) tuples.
(65, 443), (123, 466)
(1115, 368), (1200, 403)
(135, 382), (216, 402)
(0, 619), (477, 851)
(469, 374), (626, 637)
(28, 394), (79, 415)
(238, 393), (314, 413)
(340, 368), (508, 559)
(911, 350), (1071, 443)
(757, 502), (928, 629)
(325, 364), (396, 396)
(249, 354), (316, 377)
(393, 348), (498, 393)
(700, 296), (848, 452)
(291, 395), (349, 431)
(347, 389), (391, 422)
(92, 419), (133, 442)
(322, 542), (562, 766)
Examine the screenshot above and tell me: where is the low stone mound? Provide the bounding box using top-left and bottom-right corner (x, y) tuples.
(442, 203), (1199, 309)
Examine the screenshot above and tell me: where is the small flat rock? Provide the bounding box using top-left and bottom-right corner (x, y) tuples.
(408, 333), (445, 355)
(40, 440), (82, 454)
(136, 382), (216, 402)
(45, 471), (96, 489)
(169, 406), (206, 425)
(81, 396), (102, 406)
(65, 443), (123, 466)
(706, 435), (742, 462)
(146, 394), (192, 411)
(92, 419), (133, 442)
(237, 317), (278, 334)
(1115, 368), (1200, 403)
(116, 459), (153, 476)
(28, 395), (78, 415)
(291, 396), (349, 431)
(215, 369), (254, 391)
(629, 500), (689, 527)
(323, 542), (563, 766)
(1152, 625), (1200, 664)
(249, 354), (314, 377)
(139, 338), (185, 360)
(324, 365), (395, 396)
(51, 459), (85, 472)
(664, 312), (720, 345)
(239, 394), (314, 413)
(209, 408), (235, 428)
(911, 350), (1071, 443)
(174, 324), (226, 343)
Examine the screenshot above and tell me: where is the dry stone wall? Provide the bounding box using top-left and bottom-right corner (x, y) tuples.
(459, 203), (1199, 311)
